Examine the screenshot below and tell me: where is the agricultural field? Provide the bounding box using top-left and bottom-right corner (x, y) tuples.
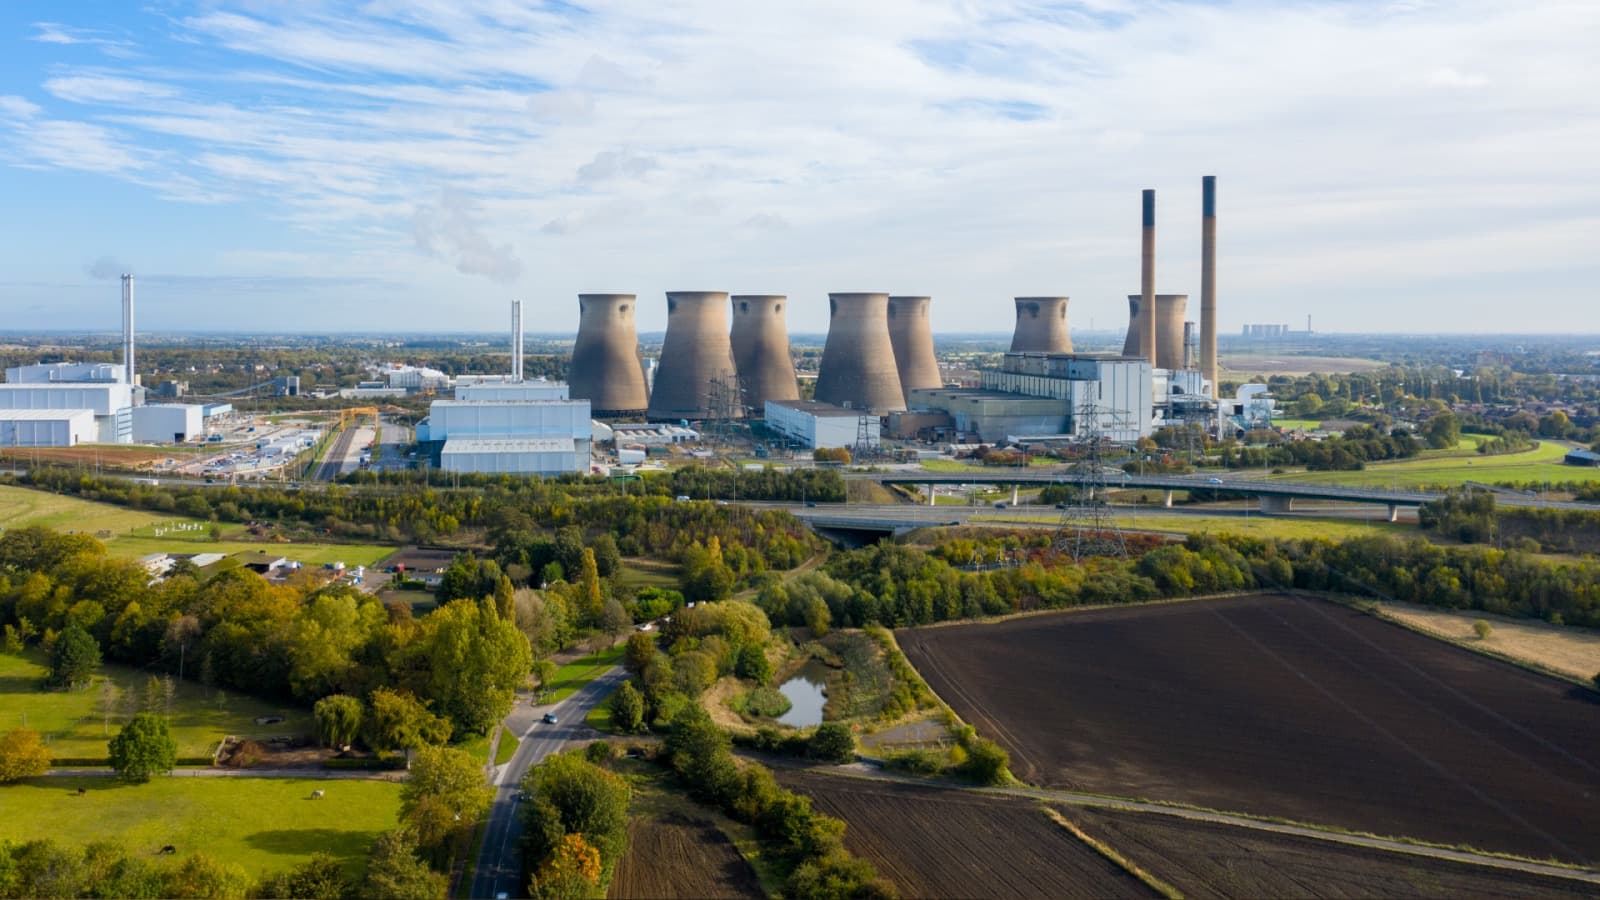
(607, 812), (763, 899)
(0, 650), (313, 761)
(899, 593), (1600, 864)
(1271, 440), (1599, 489)
(774, 771), (1147, 899)
(972, 510), (1409, 541)
(0, 444), (208, 469)
(1371, 601), (1600, 684)
(0, 776), (400, 879)
(1219, 355), (1387, 377)
(1067, 806), (1592, 899)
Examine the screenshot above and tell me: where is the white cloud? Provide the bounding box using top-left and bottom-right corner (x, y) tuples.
(577, 149), (658, 184)
(412, 190), (523, 283)
(0, 96), (41, 120)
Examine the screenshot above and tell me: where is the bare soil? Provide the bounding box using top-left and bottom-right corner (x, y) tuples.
(899, 593), (1600, 864)
(1373, 601), (1600, 683)
(776, 770), (1150, 899)
(607, 812), (761, 899)
(1067, 806), (1591, 899)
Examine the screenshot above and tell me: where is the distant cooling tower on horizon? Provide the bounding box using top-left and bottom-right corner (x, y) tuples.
(730, 295), (799, 413)
(1009, 297), (1071, 353)
(815, 292), (906, 413)
(569, 293), (649, 416)
(1123, 294), (1188, 369)
(887, 296), (942, 403)
(648, 291), (741, 421)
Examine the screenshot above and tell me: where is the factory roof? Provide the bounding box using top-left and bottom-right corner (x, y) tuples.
(441, 438), (576, 453)
(0, 408), (96, 420)
(766, 399), (872, 418)
(431, 399), (587, 408)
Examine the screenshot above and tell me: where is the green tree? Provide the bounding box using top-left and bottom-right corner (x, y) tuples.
(164, 852), (250, 899)
(407, 599), (532, 735)
(494, 575), (516, 623)
(518, 751), (632, 872)
(1424, 411), (1461, 449)
(609, 681), (645, 733)
(0, 727), (52, 783)
(623, 632), (656, 673)
(735, 643), (773, 684)
(575, 549), (604, 627)
(1473, 619), (1493, 640)
(314, 694), (363, 749)
(589, 534), (622, 579)
(808, 723), (855, 764)
(600, 598), (632, 642)
(532, 659), (559, 700)
(108, 713), (177, 782)
(47, 622), (101, 691)
(959, 734), (1010, 786)
(256, 853), (350, 900)
(364, 688), (452, 754)
(361, 829), (448, 900)
(400, 746), (494, 857)
(1293, 392), (1323, 417)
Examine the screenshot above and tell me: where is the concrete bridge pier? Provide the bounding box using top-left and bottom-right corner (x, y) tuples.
(1259, 495), (1293, 514)
(1163, 490), (1175, 508)
(1012, 485), (1020, 505)
(1387, 504), (1400, 523)
(927, 484), (936, 506)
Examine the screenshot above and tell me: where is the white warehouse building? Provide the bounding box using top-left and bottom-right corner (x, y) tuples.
(131, 404), (204, 443)
(0, 383), (135, 444)
(441, 438), (584, 475)
(420, 381), (592, 476)
(454, 380), (569, 402)
(0, 409), (97, 447)
(766, 400), (878, 449)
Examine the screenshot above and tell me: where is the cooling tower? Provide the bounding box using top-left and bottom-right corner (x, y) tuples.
(1124, 294), (1188, 369)
(570, 293), (649, 416)
(887, 296), (942, 403)
(730, 295), (799, 413)
(648, 291), (741, 421)
(1009, 297), (1072, 353)
(1140, 189), (1157, 365)
(814, 292), (905, 413)
(1201, 175), (1219, 399)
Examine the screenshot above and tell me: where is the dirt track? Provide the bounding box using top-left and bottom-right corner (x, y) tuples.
(899, 593), (1600, 864)
(606, 812), (761, 899)
(1068, 805), (1590, 899)
(776, 771), (1149, 899)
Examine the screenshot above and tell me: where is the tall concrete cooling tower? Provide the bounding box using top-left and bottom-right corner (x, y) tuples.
(648, 291), (741, 421)
(1009, 297), (1072, 353)
(730, 295), (799, 413)
(1201, 175), (1219, 399)
(887, 296), (942, 404)
(815, 292), (905, 413)
(1123, 294), (1188, 369)
(570, 293), (649, 417)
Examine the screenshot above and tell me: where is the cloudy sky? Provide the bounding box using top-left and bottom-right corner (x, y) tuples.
(0, 0), (1596, 336)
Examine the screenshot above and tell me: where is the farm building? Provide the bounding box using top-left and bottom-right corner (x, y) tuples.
(1565, 448), (1600, 467)
(131, 404), (204, 443)
(0, 408), (96, 447)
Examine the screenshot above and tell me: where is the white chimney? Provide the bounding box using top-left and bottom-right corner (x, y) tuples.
(121, 274), (135, 385)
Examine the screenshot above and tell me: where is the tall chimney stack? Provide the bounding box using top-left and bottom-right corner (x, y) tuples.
(121, 274), (135, 386)
(510, 299), (524, 382)
(1201, 176), (1218, 399)
(1141, 189), (1157, 366)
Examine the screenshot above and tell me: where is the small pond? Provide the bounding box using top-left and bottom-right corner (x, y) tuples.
(776, 659), (830, 728)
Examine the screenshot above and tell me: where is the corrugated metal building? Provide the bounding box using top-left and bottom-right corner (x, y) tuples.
(0, 409), (97, 447)
(131, 404), (204, 443)
(766, 400), (877, 449)
(441, 438), (585, 475)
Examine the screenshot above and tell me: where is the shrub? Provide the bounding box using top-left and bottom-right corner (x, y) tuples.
(1473, 619), (1493, 640)
(108, 713), (177, 782)
(740, 686), (792, 719)
(47, 623), (100, 691)
(808, 723), (855, 764)
(608, 681), (645, 733)
(255, 853), (349, 900)
(0, 727), (51, 783)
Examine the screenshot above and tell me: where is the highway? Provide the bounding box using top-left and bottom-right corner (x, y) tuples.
(468, 665), (628, 900)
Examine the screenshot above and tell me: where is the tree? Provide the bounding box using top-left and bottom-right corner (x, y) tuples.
(575, 549), (604, 626)
(609, 681), (645, 733)
(1473, 619), (1493, 640)
(108, 713), (177, 782)
(164, 852), (251, 899)
(399, 745), (494, 856)
(589, 534), (622, 579)
(532, 659), (559, 700)
(735, 643), (773, 684)
(0, 727), (51, 783)
(314, 694), (363, 749)
(959, 734), (1010, 786)
(518, 751), (632, 875)
(47, 622), (100, 691)
(530, 833), (600, 900)
(1294, 393), (1323, 417)
(407, 599), (532, 735)
(600, 598), (632, 642)
(256, 853), (350, 900)
(1424, 411), (1461, 449)
(365, 688), (451, 754)
(623, 633), (655, 673)
(362, 829), (448, 900)
(808, 723), (855, 764)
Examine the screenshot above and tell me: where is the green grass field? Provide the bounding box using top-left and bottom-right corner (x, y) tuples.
(919, 457), (1054, 473)
(0, 776), (401, 879)
(548, 644), (624, 703)
(972, 511), (1409, 541)
(493, 729), (519, 766)
(1269, 440), (1595, 490)
(618, 559), (681, 590)
(0, 651), (314, 761)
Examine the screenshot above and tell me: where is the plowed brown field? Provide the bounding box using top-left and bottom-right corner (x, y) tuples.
(607, 812), (761, 899)
(900, 593), (1600, 864)
(1067, 806), (1591, 899)
(775, 771), (1150, 899)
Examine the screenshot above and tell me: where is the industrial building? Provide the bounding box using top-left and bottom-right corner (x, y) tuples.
(766, 399), (879, 449)
(0, 409), (96, 447)
(0, 383), (136, 444)
(131, 404), (204, 443)
(383, 365), (450, 392)
(1009, 297), (1072, 353)
(907, 353), (1155, 444)
(887, 296), (942, 406)
(417, 301), (593, 475)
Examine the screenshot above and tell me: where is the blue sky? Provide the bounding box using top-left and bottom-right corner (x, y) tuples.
(1, 1), (1596, 335)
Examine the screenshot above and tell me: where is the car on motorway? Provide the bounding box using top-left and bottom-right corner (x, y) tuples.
(542, 712), (558, 724)
(1208, 477), (1224, 484)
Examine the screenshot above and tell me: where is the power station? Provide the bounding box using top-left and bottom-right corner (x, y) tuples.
(813, 292), (906, 414)
(886, 296), (942, 406)
(569, 293), (649, 417)
(647, 291), (741, 421)
(729, 294), (800, 413)
(1009, 297), (1072, 353)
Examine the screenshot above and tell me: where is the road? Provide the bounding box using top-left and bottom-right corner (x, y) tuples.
(468, 665), (629, 900)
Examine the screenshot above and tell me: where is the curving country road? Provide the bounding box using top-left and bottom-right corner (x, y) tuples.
(467, 665), (628, 900)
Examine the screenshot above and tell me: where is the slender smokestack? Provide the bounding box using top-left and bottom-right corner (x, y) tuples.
(511, 299), (524, 382)
(1201, 175), (1218, 399)
(121, 274), (135, 386)
(1141, 189), (1156, 366)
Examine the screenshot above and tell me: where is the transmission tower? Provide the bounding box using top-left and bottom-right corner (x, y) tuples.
(853, 414), (882, 462)
(1054, 396), (1130, 562)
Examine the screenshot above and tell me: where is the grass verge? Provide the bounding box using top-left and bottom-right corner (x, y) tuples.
(494, 729), (519, 766)
(1042, 806), (1183, 899)
(547, 644), (625, 703)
